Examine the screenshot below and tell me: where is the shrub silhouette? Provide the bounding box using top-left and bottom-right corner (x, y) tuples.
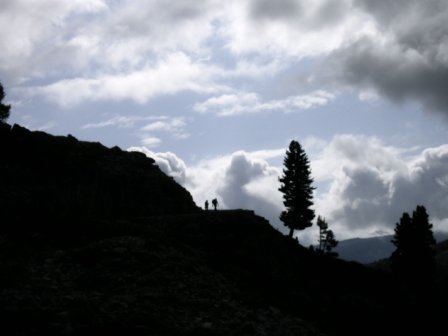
(0, 82), (10, 123)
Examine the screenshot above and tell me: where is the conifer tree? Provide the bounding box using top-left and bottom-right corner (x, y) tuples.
(391, 205), (435, 283)
(317, 216), (328, 251)
(317, 216), (338, 256)
(279, 140), (315, 239)
(0, 82), (11, 123)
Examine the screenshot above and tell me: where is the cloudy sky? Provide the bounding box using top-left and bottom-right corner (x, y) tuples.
(2, 0), (448, 244)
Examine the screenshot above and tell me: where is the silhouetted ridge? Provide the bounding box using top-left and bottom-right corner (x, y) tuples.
(0, 123), (442, 335)
(0, 123), (198, 226)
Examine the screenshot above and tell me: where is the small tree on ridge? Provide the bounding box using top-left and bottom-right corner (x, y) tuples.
(0, 82), (11, 123)
(317, 216), (338, 256)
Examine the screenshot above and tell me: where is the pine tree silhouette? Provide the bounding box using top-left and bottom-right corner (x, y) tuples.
(391, 205), (435, 285)
(279, 140), (315, 240)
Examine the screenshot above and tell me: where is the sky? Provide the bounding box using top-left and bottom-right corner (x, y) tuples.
(2, 0), (448, 245)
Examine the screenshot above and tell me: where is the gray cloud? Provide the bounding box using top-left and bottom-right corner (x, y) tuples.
(355, 0), (448, 64)
(0, 0), (107, 82)
(131, 138), (448, 242)
(330, 166), (398, 231)
(392, 146), (448, 219)
(341, 166), (389, 202)
(318, 136), (448, 236)
(97, 0), (216, 46)
(249, 0), (349, 29)
(0, 0), (219, 85)
(354, 0), (442, 29)
(250, 0), (302, 21)
(315, 0), (348, 27)
(329, 37), (448, 114)
(327, 0), (448, 115)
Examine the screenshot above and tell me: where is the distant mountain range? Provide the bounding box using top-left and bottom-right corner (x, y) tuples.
(336, 232), (448, 264)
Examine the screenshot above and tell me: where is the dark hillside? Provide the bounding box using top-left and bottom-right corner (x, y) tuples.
(0, 124), (436, 335)
(0, 123), (198, 227)
(435, 239), (448, 301)
(159, 211), (401, 334)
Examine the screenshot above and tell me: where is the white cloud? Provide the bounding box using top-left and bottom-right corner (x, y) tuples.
(141, 117), (189, 139)
(31, 52), (227, 107)
(86, 0), (220, 65)
(138, 117), (189, 146)
(0, 0), (108, 81)
(3, 0), (447, 117)
(128, 146), (188, 184)
(3, 0), (448, 245)
(128, 137), (448, 245)
(194, 93), (258, 116)
(185, 149), (286, 234)
(0, 1), (374, 103)
(19, 114), (57, 132)
(128, 147), (287, 238)
(140, 136), (162, 148)
(82, 115), (189, 147)
(0, 0), (368, 82)
(221, 0), (372, 57)
(226, 58), (285, 78)
(313, 135), (448, 240)
(358, 89), (379, 102)
(194, 90), (335, 116)
(82, 115), (165, 129)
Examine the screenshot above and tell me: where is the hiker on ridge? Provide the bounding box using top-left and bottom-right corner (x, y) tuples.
(212, 198), (218, 210)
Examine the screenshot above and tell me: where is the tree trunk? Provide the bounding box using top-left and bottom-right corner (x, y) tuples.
(288, 228), (294, 238)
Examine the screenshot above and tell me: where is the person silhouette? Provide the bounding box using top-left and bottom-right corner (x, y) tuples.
(212, 198), (218, 210)
(204, 200), (209, 210)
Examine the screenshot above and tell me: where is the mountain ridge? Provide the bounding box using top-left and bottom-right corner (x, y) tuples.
(0, 123), (442, 335)
(336, 232), (448, 264)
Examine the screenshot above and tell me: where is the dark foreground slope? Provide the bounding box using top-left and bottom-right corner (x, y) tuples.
(0, 125), (436, 335)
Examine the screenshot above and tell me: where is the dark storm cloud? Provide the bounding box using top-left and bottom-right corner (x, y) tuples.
(328, 0), (448, 114)
(354, 0), (448, 56)
(330, 37), (448, 113)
